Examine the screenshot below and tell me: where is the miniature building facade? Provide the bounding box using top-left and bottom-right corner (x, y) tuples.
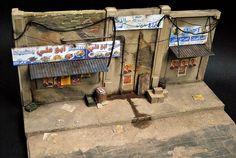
(11, 6), (221, 106)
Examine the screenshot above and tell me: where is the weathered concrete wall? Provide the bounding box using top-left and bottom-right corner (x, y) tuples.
(114, 8), (160, 93)
(160, 10), (221, 84)
(12, 7), (221, 106)
(12, 8), (106, 105)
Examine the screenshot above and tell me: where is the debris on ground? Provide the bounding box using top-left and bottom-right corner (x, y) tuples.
(24, 102), (38, 112)
(192, 94), (205, 101)
(60, 103), (76, 112)
(112, 125), (124, 134)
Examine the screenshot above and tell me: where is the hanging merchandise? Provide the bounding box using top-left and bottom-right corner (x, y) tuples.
(61, 76), (71, 86)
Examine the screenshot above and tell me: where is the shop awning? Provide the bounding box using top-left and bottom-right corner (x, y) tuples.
(29, 59), (108, 79)
(170, 44), (214, 58)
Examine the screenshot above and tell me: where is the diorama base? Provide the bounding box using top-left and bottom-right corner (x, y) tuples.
(23, 82), (236, 158)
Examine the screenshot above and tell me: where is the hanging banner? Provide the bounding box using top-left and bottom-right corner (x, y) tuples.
(11, 40), (121, 66)
(115, 14), (164, 31)
(169, 26), (208, 46)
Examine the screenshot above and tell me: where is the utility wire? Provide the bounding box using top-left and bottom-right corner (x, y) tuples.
(13, 17), (116, 68)
(107, 17), (116, 67)
(176, 18), (218, 27)
(167, 16), (218, 35)
(14, 17), (113, 40)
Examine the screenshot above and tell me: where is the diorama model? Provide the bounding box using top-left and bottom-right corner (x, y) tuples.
(11, 5), (224, 158)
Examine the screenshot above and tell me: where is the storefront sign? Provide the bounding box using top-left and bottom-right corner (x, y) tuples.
(115, 14), (164, 31)
(169, 26), (208, 46)
(11, 40), (121, 66)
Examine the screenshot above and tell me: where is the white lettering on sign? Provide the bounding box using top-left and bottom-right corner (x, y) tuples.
(11, 40), (121, 66)
(115, 14), (164, 31)
(169, 26), (208, 46)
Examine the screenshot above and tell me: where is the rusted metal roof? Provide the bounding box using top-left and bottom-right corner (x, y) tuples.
(170, 44), (214, 58)
(29, 59), (108, 79)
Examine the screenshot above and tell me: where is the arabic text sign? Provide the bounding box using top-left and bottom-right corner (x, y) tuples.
(169, 26), (208, 46)
(115, 14), (164, 31)
(12, 40), (121, 66)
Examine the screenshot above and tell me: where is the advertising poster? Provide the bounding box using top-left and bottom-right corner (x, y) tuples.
(123, 75), (132, 85)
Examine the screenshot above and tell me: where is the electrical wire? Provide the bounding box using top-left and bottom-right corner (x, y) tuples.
(106, 17), (116, 67)
(14, 17), (113, 40)
(167, 16), (218, 35)
(13, 14), (219, 69)
(176, 18), (218, 27)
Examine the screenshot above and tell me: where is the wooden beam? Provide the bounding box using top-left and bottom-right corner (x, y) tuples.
(170, 10), (221, 19)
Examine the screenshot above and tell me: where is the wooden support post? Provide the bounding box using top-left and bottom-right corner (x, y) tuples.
(151, 5), (171, 88)
(12, 8), (32, 106)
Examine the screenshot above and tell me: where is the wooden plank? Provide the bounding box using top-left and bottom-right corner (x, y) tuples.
(116, 8), (160, 16)
(170, 10), (221, 19)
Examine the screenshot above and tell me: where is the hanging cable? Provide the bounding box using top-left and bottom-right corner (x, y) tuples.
(107, 17), (116, 67)
(13, 16), (117, 68)
(167, 16), (218, 35)
(175, 18), (218, 27)
(14, 17), (114, 40)
(175, 19), (181, 57)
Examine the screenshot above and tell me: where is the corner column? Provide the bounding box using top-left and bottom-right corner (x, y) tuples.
(103, 7), (121, 94)
(12, 8), (32, 106)
(151, 5), (171, 88)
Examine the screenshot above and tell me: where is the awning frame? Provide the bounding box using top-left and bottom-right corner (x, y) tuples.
(29, 58), (108, 80)
(169, 44), (214, 59)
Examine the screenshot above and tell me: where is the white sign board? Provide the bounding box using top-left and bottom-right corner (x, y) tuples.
(115, 14), (164, 31)
(11, 40), (121, 66)
(169, 26), (208, 46)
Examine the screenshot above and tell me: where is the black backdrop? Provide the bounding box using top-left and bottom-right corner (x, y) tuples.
(0, 0), (235, 157)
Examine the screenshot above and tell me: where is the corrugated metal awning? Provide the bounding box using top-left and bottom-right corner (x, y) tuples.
(170, 44), (214, 58)
(29, 59), (108, 79)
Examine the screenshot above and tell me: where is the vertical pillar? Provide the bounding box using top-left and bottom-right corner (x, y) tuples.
(12, 8), (32, 106)
(197, 11), (221, 80)
(151, 5), (171, 88)
(103, 7), (120, 94)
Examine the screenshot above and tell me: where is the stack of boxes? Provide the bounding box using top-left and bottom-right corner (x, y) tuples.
(147, 87), (168, 104)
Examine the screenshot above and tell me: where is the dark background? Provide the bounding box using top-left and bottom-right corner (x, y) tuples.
(0, 0), (235, 157)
